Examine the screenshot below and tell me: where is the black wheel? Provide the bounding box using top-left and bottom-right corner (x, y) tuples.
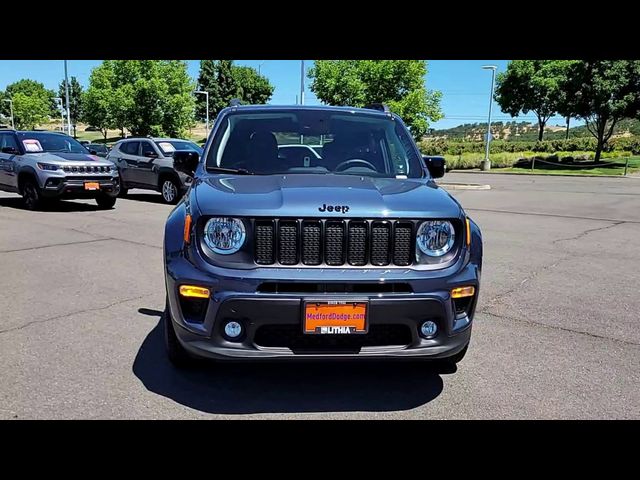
(117, 186), (128, 197)
(96, 194), (117, 209)
(160, 178), (180, 204)
(163, 298), (195, 368)
(22, 179), (43, 211)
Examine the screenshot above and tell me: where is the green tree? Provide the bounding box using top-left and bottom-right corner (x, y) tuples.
(85, 60), (195, 138)
(83, 62), (115, 141)
(308, 60), (442, 139)
(3, 79), (55, 130)
(196, 60), (239, 120)
(196, 60), (220, 121)
(561, 60), (640, 162)
(494, 60), (570, 141)
(196, 61), (274, 122)
(232, 66), (274, 104)
(58, 76), (84, 137)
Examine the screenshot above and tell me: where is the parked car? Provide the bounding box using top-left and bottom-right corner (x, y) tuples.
(106, 137), (203, 204)
(162, 103), (483, 368)
(0, 130), (119, 210)
(86, 143), (110, 158)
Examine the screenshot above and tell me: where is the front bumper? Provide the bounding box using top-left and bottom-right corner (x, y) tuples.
(165, 253), (480, 361)
(40, 175), (119, 199)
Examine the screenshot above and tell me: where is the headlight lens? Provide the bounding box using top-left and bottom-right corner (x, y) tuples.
(36, 162), (60, 171)
(203, 217), (246, 254)
(416, 220), (455, 256)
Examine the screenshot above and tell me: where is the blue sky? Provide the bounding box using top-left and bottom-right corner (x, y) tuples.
(0, 60), (573, 130)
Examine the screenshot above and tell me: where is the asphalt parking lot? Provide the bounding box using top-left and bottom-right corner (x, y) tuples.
(1, 172), (639, 419)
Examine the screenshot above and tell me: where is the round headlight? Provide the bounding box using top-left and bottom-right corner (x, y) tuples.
(417, 220), (455, 256)
(203, 217), (246, 254)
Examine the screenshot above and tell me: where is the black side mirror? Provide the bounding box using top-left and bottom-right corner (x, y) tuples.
(144, 151), (159, 159)
(89, 149), (98, 155)
(422, 155), (446, 178)
(173, 151), (200, 176)
(1, 146), (18, 155)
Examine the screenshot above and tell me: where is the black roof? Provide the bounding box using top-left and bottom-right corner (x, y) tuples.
(223, 104), (394, 117)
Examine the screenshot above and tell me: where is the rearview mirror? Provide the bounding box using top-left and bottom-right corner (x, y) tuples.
(173, 151), (200, 176)
(422, 155), (446, 178)
(144, 151), (159, 159)
(1, 146), (18, 155)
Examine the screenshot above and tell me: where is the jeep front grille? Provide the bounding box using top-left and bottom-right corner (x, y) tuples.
(252, 218), (418, 267)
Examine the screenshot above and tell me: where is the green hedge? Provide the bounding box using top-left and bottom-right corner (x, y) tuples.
(442, 151), (631, 170)
(418, 136), (640, 156)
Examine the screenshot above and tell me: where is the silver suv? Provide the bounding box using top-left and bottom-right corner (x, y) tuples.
(0, 129), (119, 210)
(107, 137), (202, 204)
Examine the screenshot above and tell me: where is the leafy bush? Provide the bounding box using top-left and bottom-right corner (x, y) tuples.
(418, 136), (640, 157)
(442, 150), (629, 170)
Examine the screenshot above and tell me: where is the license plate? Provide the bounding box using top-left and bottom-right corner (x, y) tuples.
(84, 182), (100, 190)
(303, 300), (368, 334)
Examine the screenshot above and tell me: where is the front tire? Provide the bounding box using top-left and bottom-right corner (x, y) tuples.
(96, 194), (117, 209)
(117, 186), (128, 198)
(160, 178), (180, 205)
(163, 298), (195, 368)
(22, 179), (44, 211)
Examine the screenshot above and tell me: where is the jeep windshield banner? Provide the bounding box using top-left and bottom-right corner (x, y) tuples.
(22, 139), (44, 153)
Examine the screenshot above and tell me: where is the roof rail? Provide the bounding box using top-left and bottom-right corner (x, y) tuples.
(364, 103), (391, 113)
(229, 98), (242, 107)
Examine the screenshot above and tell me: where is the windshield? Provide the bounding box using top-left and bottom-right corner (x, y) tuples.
(205, 109), (425, 178)
(16, 132), (90, 154)
(156, 140), (203, 155)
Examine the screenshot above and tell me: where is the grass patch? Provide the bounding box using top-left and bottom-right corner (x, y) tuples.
(492, 156), (640, 176)
(445, 150), (639, 175)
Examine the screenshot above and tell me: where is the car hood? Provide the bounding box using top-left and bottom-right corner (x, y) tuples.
(28, 152), (114, 166)
(194, 174), (462, 219)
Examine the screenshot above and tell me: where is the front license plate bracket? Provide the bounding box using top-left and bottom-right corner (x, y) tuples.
(303, 300), (369, 335)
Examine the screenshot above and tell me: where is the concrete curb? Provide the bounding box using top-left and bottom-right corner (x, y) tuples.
(448, 169), (638, 179)
(437, 182), (491, 190)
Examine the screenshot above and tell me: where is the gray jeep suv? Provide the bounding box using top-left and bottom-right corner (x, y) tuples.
(0, 130), (119, 210)
(107, 137), (202, 204)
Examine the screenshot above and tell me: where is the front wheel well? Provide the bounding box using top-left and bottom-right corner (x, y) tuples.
(158, 171), (181, 190)
(18, 171), (38, 194)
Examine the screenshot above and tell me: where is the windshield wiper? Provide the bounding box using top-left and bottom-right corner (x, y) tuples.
(206, 166), (254, 175)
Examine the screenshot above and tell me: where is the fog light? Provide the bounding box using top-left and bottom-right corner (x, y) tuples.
(420, 320), (438, 338)
(223, 321), (243, 340)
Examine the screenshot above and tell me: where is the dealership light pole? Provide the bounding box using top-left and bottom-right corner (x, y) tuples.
(258, 61), (265, 75)
(3, 99), (14, 129)
(64, 60), (72, 136)
(194, 90), (209, 137)
(54, 97), (64, 132)
(300, 60), (305, 105)
(481, 65), (497, 171)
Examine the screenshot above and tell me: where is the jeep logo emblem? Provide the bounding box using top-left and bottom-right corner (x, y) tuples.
(318, 203), (350, 214)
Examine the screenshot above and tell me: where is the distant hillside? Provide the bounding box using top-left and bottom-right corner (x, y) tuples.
(429, 118), (640, 141)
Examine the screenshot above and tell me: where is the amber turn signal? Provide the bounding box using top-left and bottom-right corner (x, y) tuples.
(179, 285), (210, 299)
(465, 217), (471, 247)
(451, 286), (475, 298)
(184, 214), (192, 243)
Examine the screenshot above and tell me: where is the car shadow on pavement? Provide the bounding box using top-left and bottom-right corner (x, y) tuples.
(0, 196), (102, 212)
(133, 311), (448, 415)
(122, 193), (169, 205)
